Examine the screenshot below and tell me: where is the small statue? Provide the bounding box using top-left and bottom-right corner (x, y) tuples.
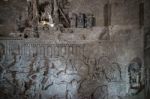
(77, 13), (85, 28)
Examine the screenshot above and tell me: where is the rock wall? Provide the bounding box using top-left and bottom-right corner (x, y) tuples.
(0, 0), (146, 99)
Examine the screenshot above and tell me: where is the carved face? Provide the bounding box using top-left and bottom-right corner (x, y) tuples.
(0, 44), (5, 62)
(129, 62), (141, 86)
(128, 58), (143, 95)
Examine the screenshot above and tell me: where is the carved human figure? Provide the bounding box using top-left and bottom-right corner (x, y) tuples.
(26, 0), (39, 37)
(39, 0), (59, 28)
(28, 71), (45, 99)
(106, 62), (122, 82)
(128, 57), (144, 95)
(66, 79), (80, 99)
(92, 85), (108, 99)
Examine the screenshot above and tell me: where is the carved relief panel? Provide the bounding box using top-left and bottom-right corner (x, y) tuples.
(0, 37), (144, 99)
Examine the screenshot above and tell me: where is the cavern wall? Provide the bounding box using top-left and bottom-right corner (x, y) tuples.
(0, 0), (146, 99)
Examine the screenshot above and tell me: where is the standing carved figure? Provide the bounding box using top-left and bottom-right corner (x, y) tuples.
(128, 57), (144, 95)
(27, 0), (39, 37)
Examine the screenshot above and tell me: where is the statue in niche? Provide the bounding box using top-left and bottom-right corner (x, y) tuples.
(128, 57), (144, 95)
(39, 0), (59, 29)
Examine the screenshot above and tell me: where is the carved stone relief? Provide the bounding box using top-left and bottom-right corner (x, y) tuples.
(0, 38), (144, 99)
(128, 57), (144, 95)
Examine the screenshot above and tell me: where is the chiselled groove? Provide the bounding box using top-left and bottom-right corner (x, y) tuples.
(139, 2), (144, 28)
(104, 3), (111, 26)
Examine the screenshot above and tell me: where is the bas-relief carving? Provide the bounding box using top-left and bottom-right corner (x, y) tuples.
(0, 39), (144, 99)
(128, 57), (144, 95)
